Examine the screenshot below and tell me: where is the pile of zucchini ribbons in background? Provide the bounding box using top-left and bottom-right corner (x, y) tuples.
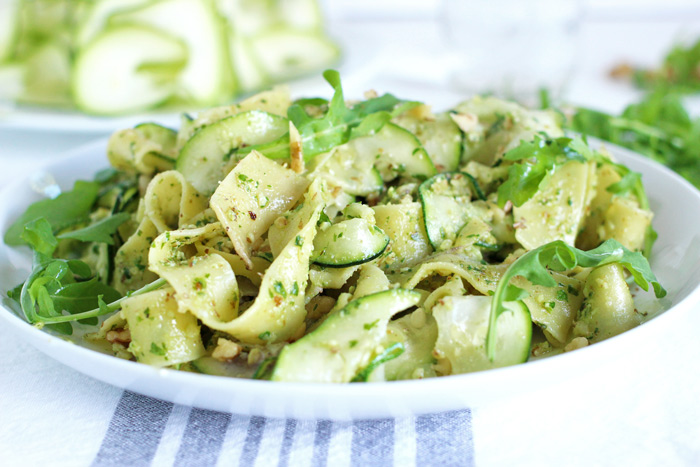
(5, 70), (665, 383)
(0, 0), (338, 114)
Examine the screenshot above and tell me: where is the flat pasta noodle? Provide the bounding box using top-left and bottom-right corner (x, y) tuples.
(113, 217), (159, 294)
(194, 245), (270, 287)
(210, 184), (325, 343)
(513, 161), (596, 250)
(121, 288), (205, 367)
(211, 150), (309, 268)
(107, 127), (175, 175)
(149, 224), (240, 329)
(144, 170), (207, 232)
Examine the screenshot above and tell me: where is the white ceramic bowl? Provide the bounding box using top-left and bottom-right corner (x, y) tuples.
(1, 138), (699, 420)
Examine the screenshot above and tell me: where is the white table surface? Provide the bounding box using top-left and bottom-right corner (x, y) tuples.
(1, 11), (700, 466)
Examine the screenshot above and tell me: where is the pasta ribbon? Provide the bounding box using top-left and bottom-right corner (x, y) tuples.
(121, 288), (205, 367)
(211, 150), (309, 268)
(113, 217), (159, 294)
(513, 161), (596, 250)
(212, 181), (326, 343)
(107, 128), (175, 175)
(149, 224), (240, 330)
(144, 170), (207, 232)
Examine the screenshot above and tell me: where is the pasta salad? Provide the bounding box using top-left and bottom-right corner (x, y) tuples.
(4, 71), (666, 382)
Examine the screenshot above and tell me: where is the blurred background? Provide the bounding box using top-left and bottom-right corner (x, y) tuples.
(0, 0), (699, 172)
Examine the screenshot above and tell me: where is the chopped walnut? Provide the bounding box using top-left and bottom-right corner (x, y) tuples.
(105, 329), (131, 345)
(609, 62), (634, 79)
(247, 348), (264, 365)
(449, 112), (479, 133)
(503, 200), (513, 214)
(212, 338), (242, 362)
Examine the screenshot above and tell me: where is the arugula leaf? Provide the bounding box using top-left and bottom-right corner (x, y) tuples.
(606, 171), (642, 196)
(632, 38), (700, 94)
(58, 212), (130, 245)
(14, 217), (130, 332)
(496, 136), (587, 207)
(351, 342), (405, 382)
(238, 69), (419, 161)
(5, 180), (99, 246)
(28, 278), (166, 326)
(571, 91), (700, 189)
(486, 239), (666, 360)
(94, 167), (120, 184)
(50, 279), (121, 316)
(21, 218), (58, 257)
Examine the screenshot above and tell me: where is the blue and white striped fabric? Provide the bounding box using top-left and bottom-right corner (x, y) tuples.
(92, 391), (474, 467)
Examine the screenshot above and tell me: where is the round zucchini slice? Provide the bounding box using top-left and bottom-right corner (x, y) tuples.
(312, 218), (390, 268)
(176, 110), (288, 194)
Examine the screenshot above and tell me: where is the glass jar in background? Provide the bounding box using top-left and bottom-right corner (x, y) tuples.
(442, 0), (581, 106)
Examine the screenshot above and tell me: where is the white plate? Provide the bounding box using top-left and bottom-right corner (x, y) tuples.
(1, 138), (699, 420)
(0, 104), (182, 133)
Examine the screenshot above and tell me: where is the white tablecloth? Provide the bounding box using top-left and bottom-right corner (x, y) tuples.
(1, 11), (700, 467)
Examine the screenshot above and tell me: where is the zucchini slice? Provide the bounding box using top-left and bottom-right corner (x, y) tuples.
(228, 34), (268, 92)
(312, 218), (390, 268)
(250, 30), (339, 81)
(76, 0), (150, 46)
(176, 110), (289, 194)
(372, 203), (433, 270)
(190, 356), (256, 379)
(308, 145), (384, 196)
(271, 289), (421, 383)
(0, 0), (18, 61)
(352, 123), (437, 181)
(73, 25), (187, 114)
(110, 0), (233, 105)
(419, 172), (475, 250)
(279, 0), (324, 30)
(18, 40), (72, 106)
(433, 296), (531, 373)
(393, 112), (462, 173)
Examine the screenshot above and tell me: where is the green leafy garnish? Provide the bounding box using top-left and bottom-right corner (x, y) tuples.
(12, 216), (164, 332)
(351, 342), (404, 382)
(632, 38), (700, 94)
(570, 91), (700, 188)
(4, 180), (99, 245)
(58, 212), (130, 245)
(497, 136), (586, 207)
(239, 69), (419, 160)
(16, 219), (120, 333)
(486, 239), (666, 360)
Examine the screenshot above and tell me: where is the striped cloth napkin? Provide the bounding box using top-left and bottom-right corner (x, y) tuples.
(93, 392), (473, 466)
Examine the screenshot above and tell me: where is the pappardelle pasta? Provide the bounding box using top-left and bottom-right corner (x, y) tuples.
(5, 71), (666, 383)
